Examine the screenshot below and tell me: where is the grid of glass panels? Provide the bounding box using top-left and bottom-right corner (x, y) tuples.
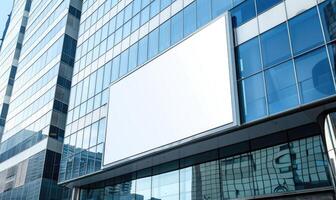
(236, 0), (336, 122)
(62, 0), (247, 181)
(79, 135), (332, 200)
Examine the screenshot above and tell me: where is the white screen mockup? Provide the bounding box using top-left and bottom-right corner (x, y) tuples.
(104, 15), (236, 166)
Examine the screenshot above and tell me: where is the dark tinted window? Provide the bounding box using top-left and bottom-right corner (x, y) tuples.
(319, 0), (336, 42)
(231, 0), (256, 27)
(256, 0), (282, 14)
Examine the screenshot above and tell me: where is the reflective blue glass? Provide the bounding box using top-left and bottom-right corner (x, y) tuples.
(231, 0), (256, 27)
(256, 0), (282, 14)
(289, 8), (324, 55)
(88, 72), (96, 98)
(95, 67), (104, 94)
(132, 13), (140, 32)
(103, 62), (112, 89)
(260, 23), (291, 67)
(123, 21), (131, 38)
(328, 43), (336, 72)
(141, 6), (150, 25)
(236, 37), (262, 78)
(111, 55), (120, 82)
(197, 0), (212, 28)
(265, 61), (299, 114)
(295, 47), (335, 103)
(239, 73), (267, 122)
(142, 0), (151, 9)
(150, 0), (160, 18)
(129, 43), (138, 71)
(148, 28), (159, 59)
(114, 28), (122, 45)
(138, 36), (148, 65)
(119, 49), (129, 77)
(159, 20), (171, 52)
(171, 11), (183, 45)
(319, 0), (336, 42)
(116, 10), (124, 29)
(161, 0), (171, 10)
(183, 2), (196, 37)
(133, 0), (141, 14)
(108, 17), (116, 34)
(212, 0), (232, 18)
(124, 3), (133, 22)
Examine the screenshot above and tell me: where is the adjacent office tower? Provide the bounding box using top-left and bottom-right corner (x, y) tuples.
(0, 0), (81, 199)
(59, 0), (336, 199)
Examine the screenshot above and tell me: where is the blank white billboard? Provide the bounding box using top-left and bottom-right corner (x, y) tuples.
(104, 14), (237, 166)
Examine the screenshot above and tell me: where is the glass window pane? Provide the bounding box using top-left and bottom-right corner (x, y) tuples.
(88, 72), (96, 98)
(141, 6), (150, 25)
(132, 13), (140, 32)
(95, 67), (104, 94)
(103, 62), (112, 89)
(256, 0), (282, 14)
(171, 11), (183, 45)
(239, 73), (267, 122)
(138, 36), (148, 65)
(148, 28), (159, 59)
(197, 0), (212, 28)
(152, 171), (179, 200)
(295, 47), (335, 103)
(135, 177), (151, 200)
(319, 0), (336, 42)
(90, 122), (98, 147)
(83, 127), (90, 149)
(212, 0), (232, 18)
(123, 20), (131, 38)
(114, 28), (123, 45)
(119, 49), (129, 77)
(150, 0), (160, 18)
(231, 0), (256, 27)
(260, 23), (291, 67)
(161, 0), (171, 10)
(111, 55), (120, 82)
(133, 0), (141, 14)
(142, 0), (151, 8)
(328, 43), (336, 73)
(129, 43), (138, 71)
(236, 37), (262, 78)
(159, 20), (171, 52)
(97, 118), (106, 144)
(265, 61), (299, 114)
(116, 10), (124, 29)
(183, 2), (196, 37)
(108, 17), (116, 35)
(289, 8), (324, 55)
(124, 3), (133, 22)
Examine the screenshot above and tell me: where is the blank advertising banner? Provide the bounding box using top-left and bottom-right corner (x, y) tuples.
(104, 15), (236, 166)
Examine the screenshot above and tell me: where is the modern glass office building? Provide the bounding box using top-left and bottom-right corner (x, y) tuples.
(1, 0), (336, 199)
(0, 0), (81, 199)
(57, 0), (336, 199)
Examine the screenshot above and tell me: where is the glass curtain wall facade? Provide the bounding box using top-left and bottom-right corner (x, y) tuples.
(79, 134), (332, 200)
(59, 0), (336, 199)
(0, 0), (82, 199)
(0, 0), (30, 141)
(60, 0), (247, 183)
(235, 0), (336, 122)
